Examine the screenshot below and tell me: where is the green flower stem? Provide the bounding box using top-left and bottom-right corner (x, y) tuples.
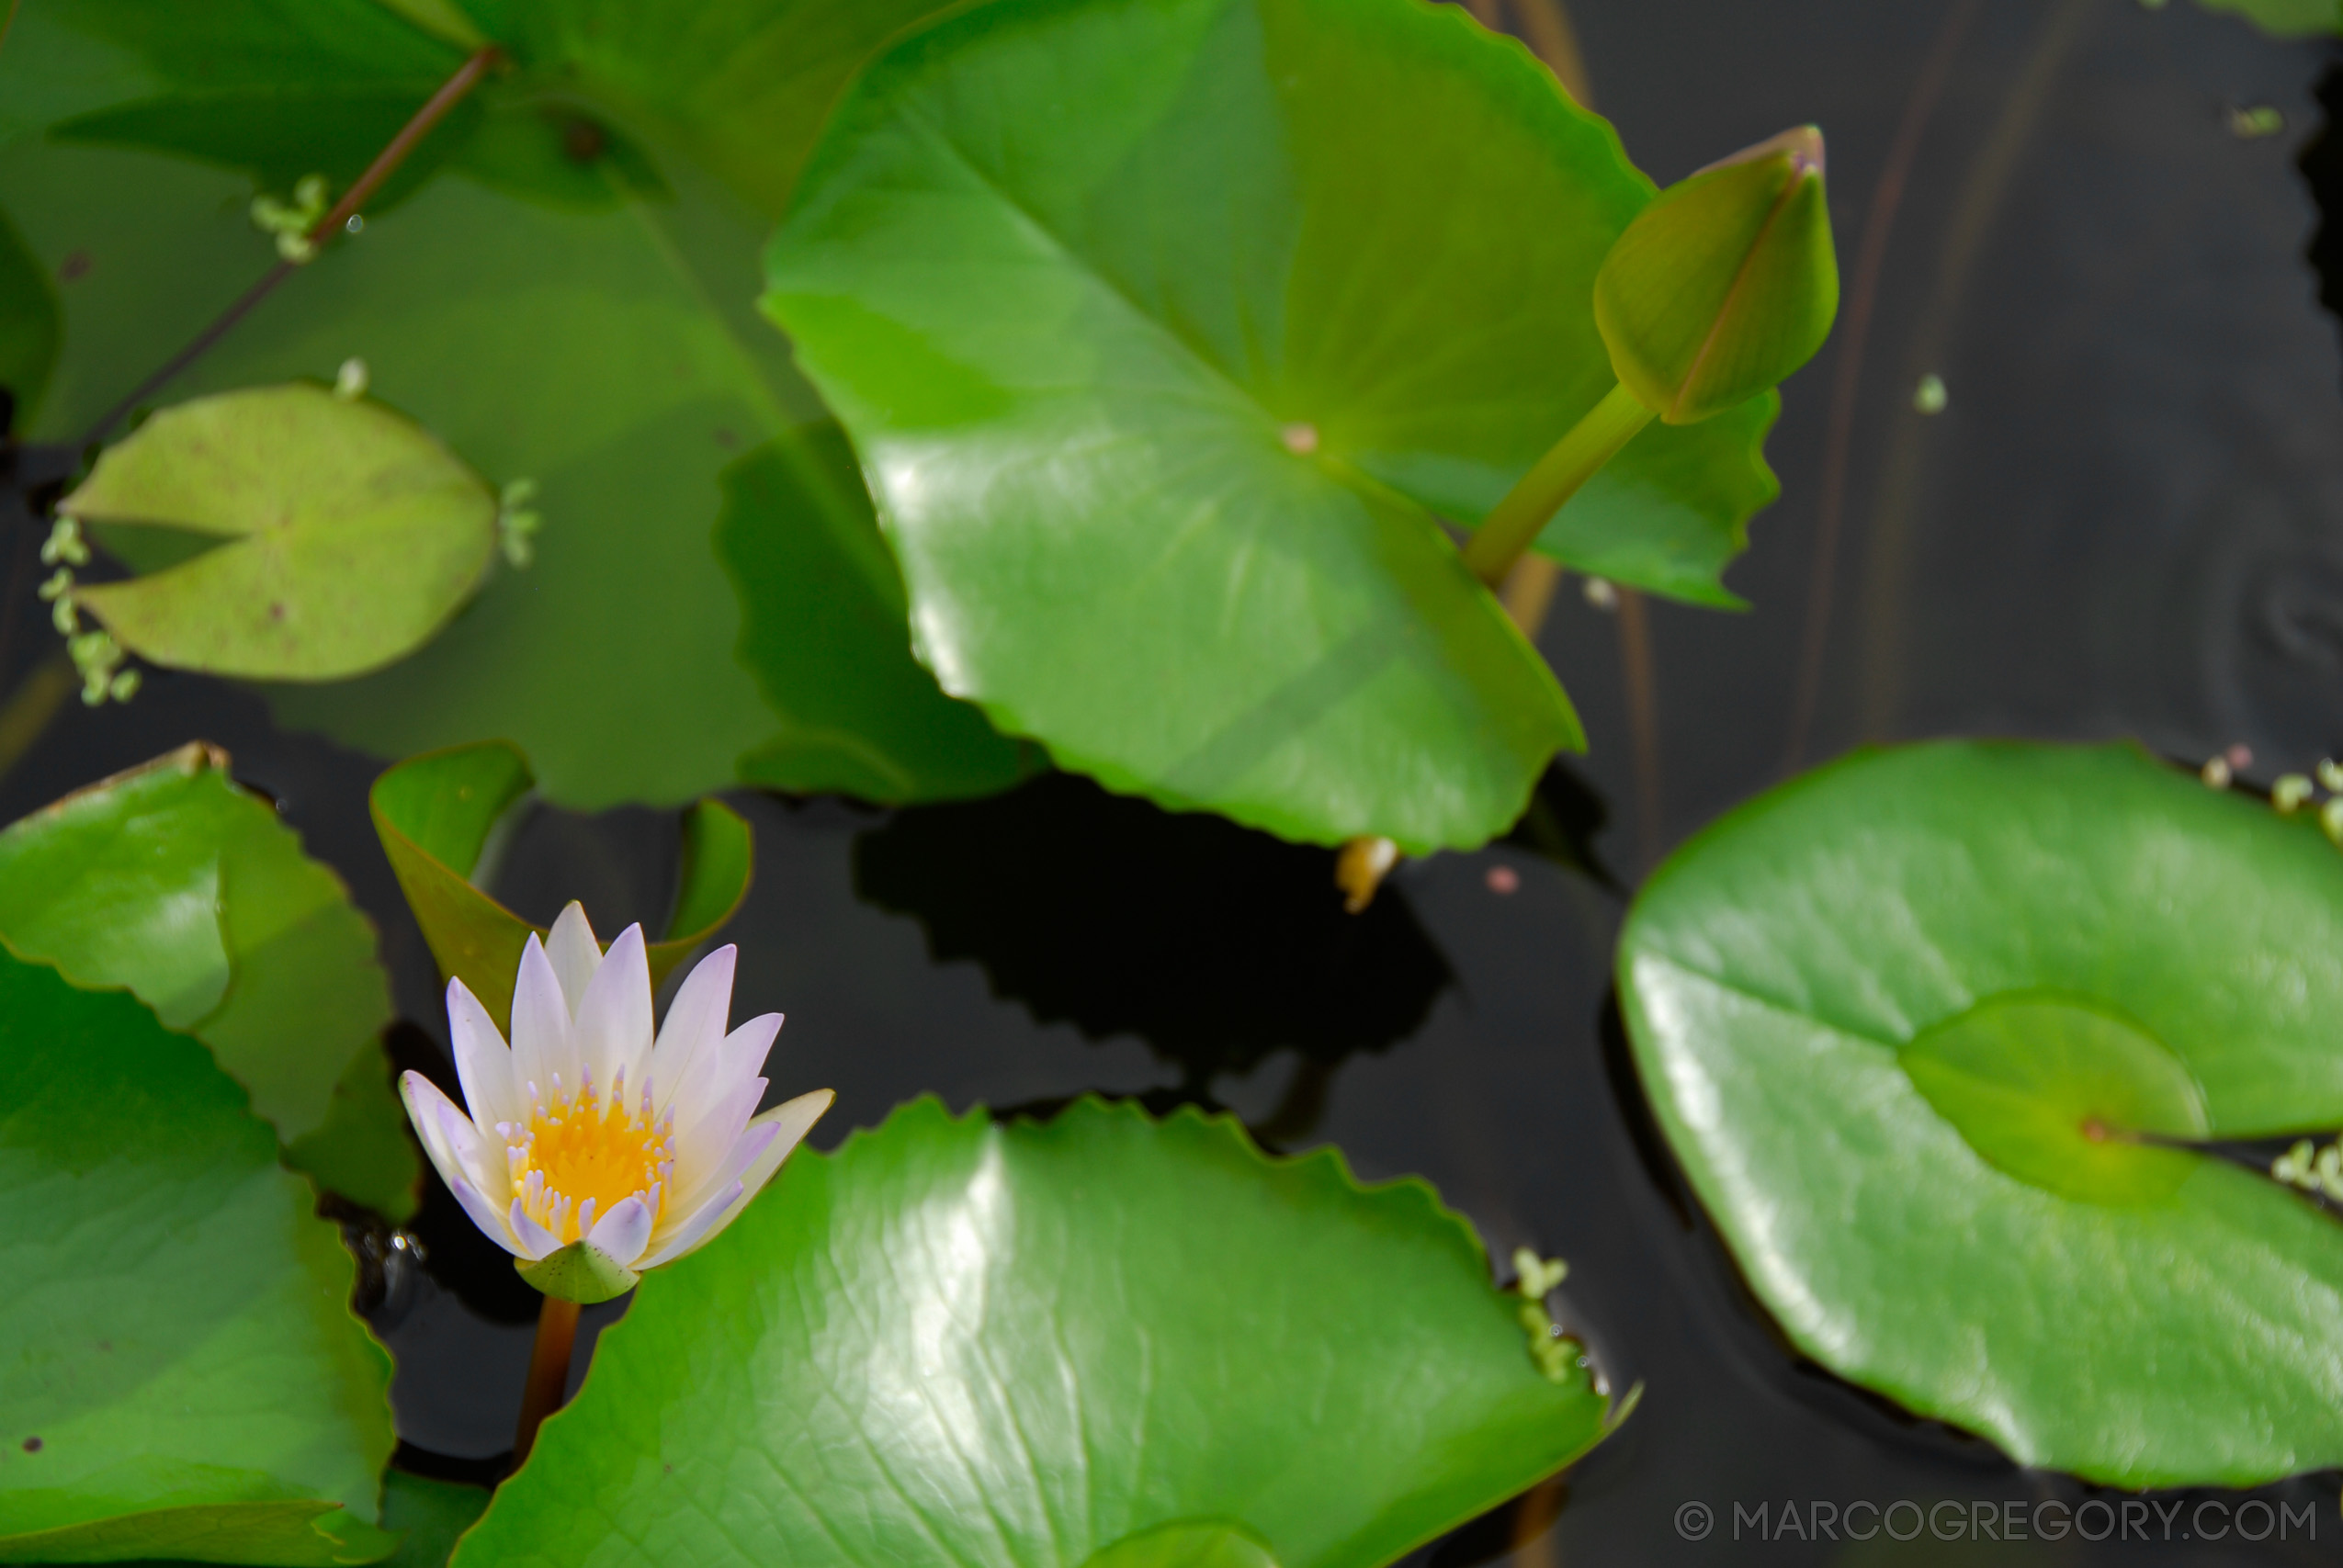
(1461, 381), (1656, 588)
(514, 1292), (581, 1467)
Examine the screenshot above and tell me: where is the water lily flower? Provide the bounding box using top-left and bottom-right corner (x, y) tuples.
(400, 901), (832, 1303)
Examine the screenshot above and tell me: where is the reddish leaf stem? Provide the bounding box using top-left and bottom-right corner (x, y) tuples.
(79, 45), (503, 447)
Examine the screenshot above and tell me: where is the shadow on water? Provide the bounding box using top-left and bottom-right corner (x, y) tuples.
(853, 772), (1455, 1095)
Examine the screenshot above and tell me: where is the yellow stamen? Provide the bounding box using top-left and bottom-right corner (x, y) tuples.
(509, 1074), (672, 1245)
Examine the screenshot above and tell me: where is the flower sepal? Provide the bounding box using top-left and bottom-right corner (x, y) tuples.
(519, 1239), (641, 1305)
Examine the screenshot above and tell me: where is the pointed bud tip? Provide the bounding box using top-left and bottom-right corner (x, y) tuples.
(1693, 124), (1825, 183)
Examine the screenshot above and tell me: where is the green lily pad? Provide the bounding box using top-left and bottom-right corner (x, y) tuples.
(764, 0), (1782, 850)
(1083, 1522), (1281, 1568)
(62, 382), (498, 681)
(0, 205), (59, 426)
(0, 743), (414, 1218)
(454, 1098), (1614, 1567)
(374, 1472), (488, 1568)
(0, 0), (967, 809)
(0, 946), (396, 1563)
(714, 423), (1036, 802)
(1618, 739), (2343, 1487)
(369, 740), (752, 1033)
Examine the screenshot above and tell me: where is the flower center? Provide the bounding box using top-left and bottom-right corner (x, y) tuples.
(504, 1066), (673, 1246)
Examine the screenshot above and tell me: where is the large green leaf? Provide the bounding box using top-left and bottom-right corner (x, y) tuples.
(714, 423), (1036, 802)
(0, 0), (968, 809)
(764, 0), (1780, 850)
(0, 946), (396, 1563)
(0, 743), (415, 1219)
(455, 1098), (1614, 1567)
(1618, 739), (2343, 1487)
(62, 383), (498, 681)
(369, 740), (752, 1033)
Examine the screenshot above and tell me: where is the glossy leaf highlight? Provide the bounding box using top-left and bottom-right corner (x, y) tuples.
(1620, 740), (2343, 1486)
(766, 0), (1783, 848)
(455, 1098), (1613, 1567)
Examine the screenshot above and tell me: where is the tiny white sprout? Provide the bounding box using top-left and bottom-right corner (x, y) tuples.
(1511, 1247), (1568, 1299)
(1582, 576), (1619, 611)
(334, 358), (368, 400)
(499, 479), (545, 570)
(2317, 759), (2343, 794)
(2273, 774), (2314, 814)
(2321, 797), (2343, 849)
(2201, 756), (2231, 790)
(1913, 373), (1948, 415)
(2275, 1140), (2315, 1187)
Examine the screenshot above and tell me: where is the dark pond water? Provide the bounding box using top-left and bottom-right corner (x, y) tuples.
(7, 0), (2343, 1561)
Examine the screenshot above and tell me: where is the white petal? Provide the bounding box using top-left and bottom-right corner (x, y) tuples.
(545, 901), (601, 1017)
(635, 1180), (744, 1269)
(447, 978), (517, 1129)
(508, 1196), (563, 1260)
(587, 1193), (656, 1267)
(672, 1075), (765, 1199)
(400, 1072), (472, 1198)
(439, 1100), (514, 1209)
(648, 945), (735, 1117)
(662, 1115), (779, 1232)
(736, 1089), (832, 1202)
(446, 1168), (526, 1257)
(664, 1012), (780, 1134)
(573, 923), (653, 1094)
(657, 1089), (834, 1256)
(509, 934), (573, 1104)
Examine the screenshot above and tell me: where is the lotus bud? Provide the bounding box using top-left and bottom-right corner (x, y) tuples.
(1593, 126), (1839, 425)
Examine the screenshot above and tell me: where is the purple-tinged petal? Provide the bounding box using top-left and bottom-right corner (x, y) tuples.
(587, 1194), (655, 1268)
(399, 1072), (472, 1199)
(508, 1196), (562, 1260)
(735, 1089), (833, 1203)
(648, 945), (735, 1116)
(636, 1180), (745, 1269)
(662, 1117), (780, 1231)
(443, 1168), (525, 1258)
(447, 978), (517, 1128)
(662, 1012), (780, 1133)
(672, 1076), (765, 1198)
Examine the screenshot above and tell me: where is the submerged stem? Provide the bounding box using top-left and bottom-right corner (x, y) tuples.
(513, 1292), (581, 1467)
(1462, 381), (1656, 589)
